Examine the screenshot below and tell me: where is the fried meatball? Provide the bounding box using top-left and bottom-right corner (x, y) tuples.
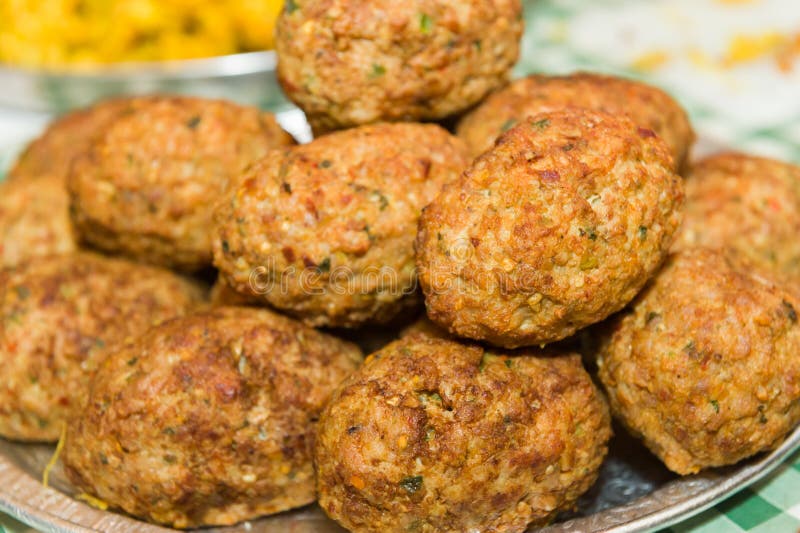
(417, 109), (684, 348)
(456, 72), (695, 170)
(0, 252), (204, 442)
(8, 97), (138, 182)
(598, 248), (800, 475)
(213, 123), (469, 328)
(68, 96), (295, 271)
(0, 174), (77, 268)
(63, 307), (362, 528)
(275, 0), (523, 134)
(315, 334), (611, 532)
(672, 152), (800, 284)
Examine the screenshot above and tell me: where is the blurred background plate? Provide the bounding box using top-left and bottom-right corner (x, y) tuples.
(0, 51), (291, 114)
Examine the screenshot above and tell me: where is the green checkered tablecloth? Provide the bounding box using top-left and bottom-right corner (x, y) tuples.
(0, 515), (33, 533)
(1, 0), (800, 531)
(672, 450), (800, 532)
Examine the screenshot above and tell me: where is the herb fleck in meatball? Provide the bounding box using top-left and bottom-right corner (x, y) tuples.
(68, 96), (295, 271)
(598, 248), (800, 475)
(456, 72), (695, 170)
(0, 174), (76, 268)
(0, 252), (204, 441)
(315, 334), (611, 532)
(417, 109), (684, 347)
(63, 307), (362, 528)
(214, 122), (469, 327)
(673, 152), (800, 284)
(275, 0), (523, 133)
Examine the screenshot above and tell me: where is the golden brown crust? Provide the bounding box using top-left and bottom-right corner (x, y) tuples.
(62, 307), (362, 528)
(315, 334), (611, 532)
(0, 252), (205, 441)
(598, 248), (800, 475)
(68, 96), (295, 271)
(0, 174), (77, 268)
(673, 152), (800, 284)
(456, 72), (695, 170)
(275, 0), (523, 133)
(213, 122), (469, 327)
(8, 97), (139, 182)
(417, 109), (684, 347)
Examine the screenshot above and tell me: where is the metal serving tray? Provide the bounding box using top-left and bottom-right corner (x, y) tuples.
(0, 106), (796, 533)
(0, 423), (798, 533)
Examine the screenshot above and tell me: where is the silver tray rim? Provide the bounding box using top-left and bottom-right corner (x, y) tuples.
(0, 424), (798, 533)
(544, 425), (800, 532)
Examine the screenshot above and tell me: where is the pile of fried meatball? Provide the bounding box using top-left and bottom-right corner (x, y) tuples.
(1, 1), (799, 532)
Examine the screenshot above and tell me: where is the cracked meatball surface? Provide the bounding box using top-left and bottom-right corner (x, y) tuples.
(0, 173), (77, 268)
(275, 0), (523, 133)
(456, 72), (695, 170)
(213, 123), (469, 328)
(672, 152), (800, 285)
(0, 252), (204, 442)
(315, 333), (611, 533)
(63, 306), (363, 528)
(68, 96), (294, 271)
(417, 109), (684, 348)
(598, 248), (800, 475)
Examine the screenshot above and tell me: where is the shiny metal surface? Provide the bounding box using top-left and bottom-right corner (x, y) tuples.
(1, 423), (798, 533)
(0, 52), (290, 113)
(546, 425), (800, 533)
